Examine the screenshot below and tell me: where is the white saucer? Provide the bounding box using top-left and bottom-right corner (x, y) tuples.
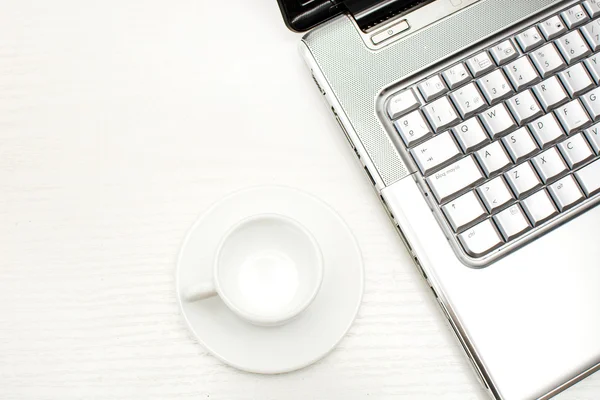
(175, 186), (364, 374)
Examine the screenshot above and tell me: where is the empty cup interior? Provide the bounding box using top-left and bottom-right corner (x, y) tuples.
(216, 215), (322, 324)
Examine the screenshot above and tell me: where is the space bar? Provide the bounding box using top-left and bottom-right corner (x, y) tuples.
(575, 159), (600, 197)
(426, 156), (485, 203)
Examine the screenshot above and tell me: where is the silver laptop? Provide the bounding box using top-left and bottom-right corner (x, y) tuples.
(277, 0), (600, 398)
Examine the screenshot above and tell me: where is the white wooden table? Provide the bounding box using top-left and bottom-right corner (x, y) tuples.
(0, 1), (597, 398)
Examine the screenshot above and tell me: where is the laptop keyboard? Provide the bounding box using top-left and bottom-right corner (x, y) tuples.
(386, 1), (600, 261)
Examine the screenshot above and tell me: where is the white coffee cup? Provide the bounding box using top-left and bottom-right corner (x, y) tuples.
(184, 213), (324, 326)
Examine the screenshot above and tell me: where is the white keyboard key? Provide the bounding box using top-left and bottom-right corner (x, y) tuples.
(506, 90), (543, 125)
(442, 63), (472, 89)
(451, 118), (490, 153)
(493, 204), (531, 241)
(388, 89), (421, 119)
(558, 63), (594, 97)
(584, 54), (600, 83)
(475, 141), (513, 177)
(531, 147), (569, 184)
(504, 56), (541, 91)
(394, 110), (433, 147)
(560, 4), (590, 29)
(490, 40), (518, 65)
(581, 86), (600, 122)
(531, 76), (569, 112)
(584, 0), (600, 18)
(575, 158), (600, 196)
(477, 69), (514, 105)
(477, 176), (514, 213)
(505, 161), (542, 199)
(458, 219), (504, 258)
(554, 99), (591, 134)
(449, 83), (487, 119)
(539, 16), (567, 40)
(466, 51), (495, 78)
(479, 103), (517, 138)
(548, 175), (585, 211)
(410, 131), (462, 175)
(426, 156), (486, 203)
(418, 75), (448, 101)
(530, 43), (567, 78)
(516, 26), (545, 52)
(422, 96), (460, 133)
(556, 30), (591, 64)
(581, 19), (600, 51)
(584, 123), (600, 154)
(557, 132), (595, 169)
(522, 189), (559, 226)
(442, 191), (487, 232)
(502, 127), (539, 163)
(529, 113), (566, 148)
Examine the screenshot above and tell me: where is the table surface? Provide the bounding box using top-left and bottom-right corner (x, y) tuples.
(0, 1), (598, 399)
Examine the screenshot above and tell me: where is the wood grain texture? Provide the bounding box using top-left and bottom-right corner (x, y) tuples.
(0, 1), (597, 398)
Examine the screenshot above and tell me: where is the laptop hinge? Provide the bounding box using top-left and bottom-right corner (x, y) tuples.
(345, 0), (436, 31)
(277, 0), (434, 33)
(277, 0), (345, 32)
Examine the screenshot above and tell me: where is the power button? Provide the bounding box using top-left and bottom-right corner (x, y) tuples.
(371, 20), (410, 45)
(450, 0), (463, 6)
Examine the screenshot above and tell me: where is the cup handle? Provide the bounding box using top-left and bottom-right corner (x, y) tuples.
(183, 282), (217, 302)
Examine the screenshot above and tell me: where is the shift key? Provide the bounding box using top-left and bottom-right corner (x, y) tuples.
(426, 156), (486, 203)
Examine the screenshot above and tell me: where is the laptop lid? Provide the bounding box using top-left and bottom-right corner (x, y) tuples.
(277, 0), (435, 32)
